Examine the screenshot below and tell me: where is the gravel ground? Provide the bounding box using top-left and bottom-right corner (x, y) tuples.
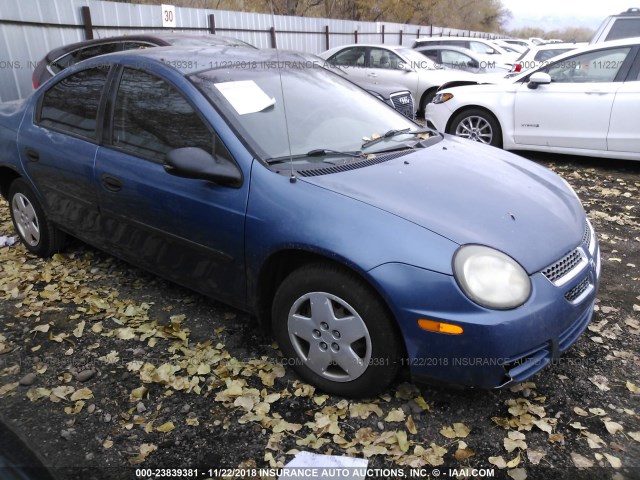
(0, 152), (638, 480)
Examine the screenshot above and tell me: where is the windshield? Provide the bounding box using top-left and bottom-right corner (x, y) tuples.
(189, 63), (417, 160)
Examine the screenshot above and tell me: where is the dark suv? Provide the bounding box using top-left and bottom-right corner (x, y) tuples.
(591, 7), (640, 43)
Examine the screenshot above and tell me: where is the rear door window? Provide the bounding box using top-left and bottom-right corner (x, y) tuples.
(38, 67), (108, 140)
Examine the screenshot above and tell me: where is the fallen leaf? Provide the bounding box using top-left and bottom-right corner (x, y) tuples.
(506, 452), (521, 468)
(604, 421), (624, 435)
(603, 453), (622, 469)
(384, 408), (405, 422)
(573, 406), (589, 417)
(272, 419), (302, 433)
(396, 431), (410, 453)
(527, 449), (545, 465)
(571, 452), (594, 468)
(507, 468), (527, 480)
(0, 382), (19, 396)
(589, 375), (610, 391)
(73, 320), (85, 338)
(440, 422), (470, 439)
(489, 456), (507, 469)
(405, 415), (417, 435)
(349, 403), (383, 420)
(626, 381), (637, 393)
(156, 422), (175, 433)
(362, 445), (388, 457)
(70, 388), (93, 401)
(129, 443), (157, 465)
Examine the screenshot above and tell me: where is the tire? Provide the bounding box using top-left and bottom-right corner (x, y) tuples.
(8, 179), (65, 257)
(419, 88), (437, 118)
(272, 263), (402, 398)
(449, 108), (503, 148)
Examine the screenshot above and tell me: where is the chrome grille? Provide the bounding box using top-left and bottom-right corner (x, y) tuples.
(582, 221), (591, 249)
(390, 91), (415, 119)
(542, 249), (583, 284)
(565, 277), (591, 303)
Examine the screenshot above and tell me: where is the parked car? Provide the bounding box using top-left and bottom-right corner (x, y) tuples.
(425, 38), (640, 161)
(510, 42), (587, 73)
(503, 38), (536, 49)
(32, 34), (415, 119)
(319, 44), (478, 115)
(412, 37), (520, 65)
(591, 7), (640, 43)
(32, 32), (256, 88)
(491, 39), (527, 54)
(0, 46), (600, 397)
(415, 45), (511, 74)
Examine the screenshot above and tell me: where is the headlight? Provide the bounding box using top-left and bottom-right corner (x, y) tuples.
(432, 92), (453, 104)
(454, 245), (531, 310)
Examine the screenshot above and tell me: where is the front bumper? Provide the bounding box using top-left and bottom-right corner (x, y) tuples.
(425, 101), (454, 133)
(368, 232), (600, 389)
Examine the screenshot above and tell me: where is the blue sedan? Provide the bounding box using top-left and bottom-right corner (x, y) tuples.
(0, 46), (600, 397)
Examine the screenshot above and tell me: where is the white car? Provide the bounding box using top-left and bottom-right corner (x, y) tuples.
(492, 39), (527, 54)
(425, 38), (640, 161)
(511, 43), (587, 73)
(319, 44), (478, 115)
(412, 37), (520, 64)
(415, 45), (511, 74)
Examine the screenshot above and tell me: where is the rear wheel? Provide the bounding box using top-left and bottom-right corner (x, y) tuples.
(8, 179), (65, 256)
(449, 108), (502, 147)
(272, 263), (402, 398)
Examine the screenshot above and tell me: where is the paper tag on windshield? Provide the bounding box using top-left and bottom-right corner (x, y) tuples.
(214, 80), (275, 115)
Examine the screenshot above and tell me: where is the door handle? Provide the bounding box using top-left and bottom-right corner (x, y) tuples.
(25, 148), (39, 162)
(367, 72), (377, 77)
(101, 174), (122, 192)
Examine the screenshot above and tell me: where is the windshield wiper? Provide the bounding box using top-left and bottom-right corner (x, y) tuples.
(361, 128), (433, 150)
(307, 148), (363, 157)
(266, 149), (362, 165)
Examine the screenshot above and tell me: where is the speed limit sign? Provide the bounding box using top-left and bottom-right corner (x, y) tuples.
(161, 4), (176, 28)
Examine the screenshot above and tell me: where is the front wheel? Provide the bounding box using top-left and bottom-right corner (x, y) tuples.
(8, 179), (65, 256)
(449, 108), (502, 147)
(272, 263), (402, 398)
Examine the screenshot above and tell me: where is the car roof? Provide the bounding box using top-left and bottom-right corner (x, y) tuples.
(529, 42), (587, 51)
(44, 32), (252, 61)
(415, 45), (478, 54)
(414, 36), (495, 43)
(78, 45), (320, 75)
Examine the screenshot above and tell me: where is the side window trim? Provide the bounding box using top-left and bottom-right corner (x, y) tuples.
(35, 65), (112, 144)
(106, 66), (238, 172)
(534, 46), (635, 83)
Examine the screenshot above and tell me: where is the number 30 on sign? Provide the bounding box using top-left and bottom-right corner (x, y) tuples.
(161, 4), (176, 28)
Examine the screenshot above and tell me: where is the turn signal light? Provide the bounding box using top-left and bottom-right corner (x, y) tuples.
(418, 319), (464, 335)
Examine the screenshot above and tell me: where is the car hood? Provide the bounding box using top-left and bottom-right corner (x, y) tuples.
(300, 137), (585, 274)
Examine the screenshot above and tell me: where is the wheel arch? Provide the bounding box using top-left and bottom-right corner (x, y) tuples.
(0, 167), (21, 199)
(253, 248), (409, 359)
(445, 105), (504, 146)
(419, 87), (439, 116)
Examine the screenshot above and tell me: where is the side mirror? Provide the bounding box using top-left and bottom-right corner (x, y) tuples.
(399, 62), (415, 73)
(164, 147), (242, 187)
(527, 72), (551, 89)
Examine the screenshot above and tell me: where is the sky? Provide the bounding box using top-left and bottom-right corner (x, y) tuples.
(500, 0), (636, 31)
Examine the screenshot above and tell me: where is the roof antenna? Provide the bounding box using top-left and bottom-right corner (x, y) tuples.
(269, 1), (296, 184)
